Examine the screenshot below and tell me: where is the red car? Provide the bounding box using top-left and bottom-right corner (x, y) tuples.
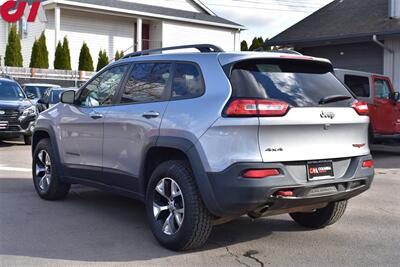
(335, 69), (400, 142)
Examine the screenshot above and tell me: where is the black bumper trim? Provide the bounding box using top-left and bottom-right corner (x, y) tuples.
(204, 155), (374, 217)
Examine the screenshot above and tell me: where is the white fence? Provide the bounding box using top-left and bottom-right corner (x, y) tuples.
(0, 67), (96, 84)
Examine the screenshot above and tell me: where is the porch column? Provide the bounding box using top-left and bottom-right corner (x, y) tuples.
(136, 17), (142, 51)
(54, 6), (61, 48)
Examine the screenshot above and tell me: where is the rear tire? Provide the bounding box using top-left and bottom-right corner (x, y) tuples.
(146, 160), (213, 251)
(24, 135), (32, 145)
(32, 139), (70, 200)
(290, 200), (347, 229)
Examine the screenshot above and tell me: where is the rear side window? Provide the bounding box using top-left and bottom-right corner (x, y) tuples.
(229, 59), (354, 107)
(172, 63), (204, 99)
(120, 63), (172, 104)
(344, 75), (370, 97)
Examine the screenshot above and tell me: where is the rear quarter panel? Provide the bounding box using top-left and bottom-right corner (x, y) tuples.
(160, 54), (231, 147)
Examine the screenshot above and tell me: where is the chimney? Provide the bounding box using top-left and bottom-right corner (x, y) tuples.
(389, 0), (400, 18)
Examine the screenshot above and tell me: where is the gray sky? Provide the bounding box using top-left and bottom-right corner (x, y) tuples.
(202, 0), (334, 43)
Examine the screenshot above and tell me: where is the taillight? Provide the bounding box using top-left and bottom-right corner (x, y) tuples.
(362, 160), (374, 168)
(352, 100), (369, 115)
(225, 99), (289, 117)
(242, 169), (280, 179)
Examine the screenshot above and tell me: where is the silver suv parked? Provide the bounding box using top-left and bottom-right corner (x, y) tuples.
(32, 44), (374, 251)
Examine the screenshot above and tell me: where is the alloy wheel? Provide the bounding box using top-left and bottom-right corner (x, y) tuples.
(153, 178), (185, 235)
(35, 150), (52, 192)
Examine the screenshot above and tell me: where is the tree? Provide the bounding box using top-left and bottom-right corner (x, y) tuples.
(37, 31), (49, 69)
(114, 50), (125, 61)
(54, 41), (65, 69)
(249, 36), (264, 51)
(78, 42), (94, 71)
(62, 37), (71, 70)
(96, 50), (109, 71)
(240, 40), (248, 51)
(4, 26), (23, 67)
(115, 50), (120, 61)
(29, 39), (39, 68)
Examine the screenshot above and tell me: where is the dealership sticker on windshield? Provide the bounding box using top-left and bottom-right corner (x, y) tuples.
(307, 160), (334, 180)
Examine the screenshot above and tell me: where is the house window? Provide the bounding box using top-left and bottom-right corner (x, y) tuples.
(344, 75), (370, 97)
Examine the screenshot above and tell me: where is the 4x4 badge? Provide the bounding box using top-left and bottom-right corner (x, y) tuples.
(320, 111), (335, 119)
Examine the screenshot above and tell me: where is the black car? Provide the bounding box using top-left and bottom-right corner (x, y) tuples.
(0, 78), (37, 145)
(36, 87), (78, 113)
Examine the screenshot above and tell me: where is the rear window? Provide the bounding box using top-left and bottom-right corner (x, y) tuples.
(229, 59), (354, 107)
(344, 75), (370, 97)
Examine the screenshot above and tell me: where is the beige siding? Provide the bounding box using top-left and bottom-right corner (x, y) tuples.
(46, 9), (136, 70)
(0, 21), (7, 66)
(384, 37), (400, 91)
(162, 21), (239, 52)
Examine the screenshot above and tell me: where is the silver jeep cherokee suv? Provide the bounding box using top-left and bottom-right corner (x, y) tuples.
(32, 44), (374, 251)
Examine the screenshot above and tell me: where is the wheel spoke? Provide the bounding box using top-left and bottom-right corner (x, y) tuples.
(35, 164), (46, 176)
(171, 181), (181, 198)
(38, 151), (46, 165)
(156, 179), (170, 201)
(38, 174), (50, 190)
(45, 153), (51, 167)
(175, 207), (184, 214)
(39, 176), (46, 189)
(45, 174), (51, 186)
(174, 212), (183, 227)
(162, 213), (176, 235)
(153, 202), (169, 220)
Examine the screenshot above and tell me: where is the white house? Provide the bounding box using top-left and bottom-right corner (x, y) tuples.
(1, 0), (244, 70)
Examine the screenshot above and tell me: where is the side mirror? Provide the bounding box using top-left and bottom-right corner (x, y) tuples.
(61, 90), (75, 104)
(389, 91), (400, 102)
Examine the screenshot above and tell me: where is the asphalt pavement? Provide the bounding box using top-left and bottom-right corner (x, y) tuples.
(0, 140), (399, 267)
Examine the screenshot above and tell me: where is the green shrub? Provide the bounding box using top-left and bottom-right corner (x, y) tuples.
(241, 40), (248, 51)
(54, 41), (65, 69)
(63, 37), (71, 70)
(78, 42), (94, 71)
(37, 32), (49, 68)
(96, 50), (109, 71)
(29, 39), (39, 68)
(114, 50), (125, 61)
(5, 26), (23, 67)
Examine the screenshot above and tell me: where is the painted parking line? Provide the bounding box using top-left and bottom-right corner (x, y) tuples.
(0, 166), (31, 173)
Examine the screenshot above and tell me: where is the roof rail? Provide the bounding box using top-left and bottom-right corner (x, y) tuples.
(122, 44), (224, 59)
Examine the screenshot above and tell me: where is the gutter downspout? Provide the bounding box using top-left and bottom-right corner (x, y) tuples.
(373, 35), (395, 81)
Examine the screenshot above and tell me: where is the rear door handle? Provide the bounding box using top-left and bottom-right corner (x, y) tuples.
(142, 111), (160, 119)
(89, 112), (103, 120)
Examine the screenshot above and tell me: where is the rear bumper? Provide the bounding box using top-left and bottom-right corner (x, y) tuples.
(204, 155), (374, 217)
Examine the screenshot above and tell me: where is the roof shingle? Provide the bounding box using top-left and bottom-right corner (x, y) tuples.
(267, 0), (400, 46)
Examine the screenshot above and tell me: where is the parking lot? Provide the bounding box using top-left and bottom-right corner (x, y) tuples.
(0, 140), (399, 267)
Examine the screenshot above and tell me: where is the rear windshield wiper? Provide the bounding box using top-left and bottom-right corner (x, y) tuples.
(319, 95), (351, 105)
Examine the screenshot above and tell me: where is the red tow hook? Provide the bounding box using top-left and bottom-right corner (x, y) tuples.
(276, 190), (294, 197)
